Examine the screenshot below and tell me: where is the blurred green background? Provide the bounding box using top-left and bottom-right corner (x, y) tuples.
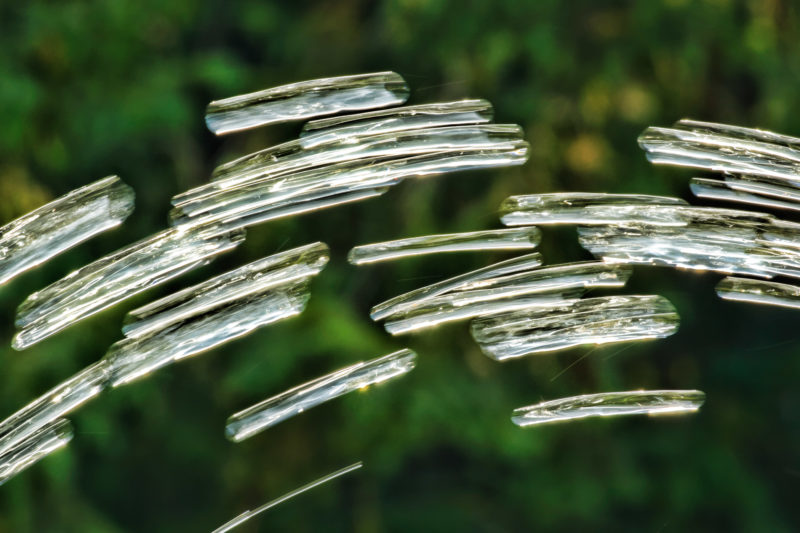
(0, 0), (799, 531)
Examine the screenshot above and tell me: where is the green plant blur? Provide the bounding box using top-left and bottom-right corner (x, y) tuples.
(0, 1), (798, 531)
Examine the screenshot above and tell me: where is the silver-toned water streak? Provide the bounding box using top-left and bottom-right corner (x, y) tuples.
(171, 145), (527, 232)
(299, 99), (493, 148)
(106, 243), (329, 386)
(371, 252), (544, 321)
(512, 390), (705, 427)
(106, 283), (311, 387)
(348, 228), (541, 265)
(373, 260), (632, 333)
(205, 71), (409, 135)
(172, 125), (528, 232)
(225, 349), (416, 442)
(0, 419), (73, 486)
(212, 462), (363, 533)
(0, 361), (108, 462)
(471, 295), (679, 361)
(123, 242), (329, 339)
(716, 276), (800, 310)
(13, 226), (245, 350)
(690, 177), (800, 212)
(500, 193), (688, 227)
(0, 176), (134, 287)
(639, 119), (800, 183)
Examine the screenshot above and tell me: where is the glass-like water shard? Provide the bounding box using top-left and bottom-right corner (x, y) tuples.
(299, 99), (493, 148)
(716, 276), (800, 309)
(371, 252), (544, 321)
(0, 175), (134, 287)
(638, 120), (800, 182)
(373, 259), (630, 323)
(225, 349), (416, 442)
(470, 295), (679, 361)
(212, 462), (363, 533)
(174, 124), (527, 213)
(384, 294), (579, 336)
(205, 71), (409, 135)
(690, 177), (800, 212)
(512, 390), (705, 427)
(0, 419), (72, 486)
(500, 193), (688, 226)
(106, 283), (311, 387)
(123, 242), (329, 339)
(171, 145), (527, 231)
(0, 361), (107, 459)
(13, 226), (245, 350)
(105, 243), (328, 386)
(348, 228), (540, 265)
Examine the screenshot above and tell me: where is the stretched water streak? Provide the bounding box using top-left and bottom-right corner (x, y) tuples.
(299, 99), (493, 148)
(373, 259), (630, 323)
(471, 295), (679, 361)
(500, 193), (688, 227)
(13, 226), (244, 350)
(690, 177), (800, 212)
(716, 276), (800, 310)
(511, 390), (705, 427)
(171, 147), (527, 231)
(123, 242), (329, 339)
(212, 462), (363, 533)
(0, 176), (134, 287)
(0, 361), (107, 459)
(348, 228), (540, 265)
(0, 419), (72, 486)
(638, 119), (800, 182)
(205, 71), (409, 135)
(225, 349), (416, 442)
(175, 124), (526, 207)
(107, 280), (313, 387)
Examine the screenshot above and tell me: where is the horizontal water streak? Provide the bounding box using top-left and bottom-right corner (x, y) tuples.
(690, 177), (800, 212)
(0, 361), (107, 458)
(639, 121), (800, 182)
(299, 99), (493, 148)
(212, 462), (363, 533)
(716, 276), (800, 309)
(206, 71), (409, 135)
(13, 226), (244, 350)
(225, 349), (416, 442)
(107, 281), (312, 387)
(471, 295), (679, 360)
(500, 193), (688, 226)
(0, 419), (73, 486)
(512, 390), (705, 427)
(0, 176), (134, 287)
(123, 242), (329, 339)
(348, 228), (540, 265)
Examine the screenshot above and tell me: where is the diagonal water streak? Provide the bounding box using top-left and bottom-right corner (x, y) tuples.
(211, 462), (363, 533)
(0, 419), (73, 486)
(123, 242), (329, 339)
(0, 175), (134, 287)
(107, 282), (311, 387)
(225, 349), (416, 442)
(0, 361), (108, 459)
(13, 226), (245, 350)
(716, 276), (800, 309)
(512, 390), (705, 427)
(348, 228), (540, 265)
(205, 71), (409, 135)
